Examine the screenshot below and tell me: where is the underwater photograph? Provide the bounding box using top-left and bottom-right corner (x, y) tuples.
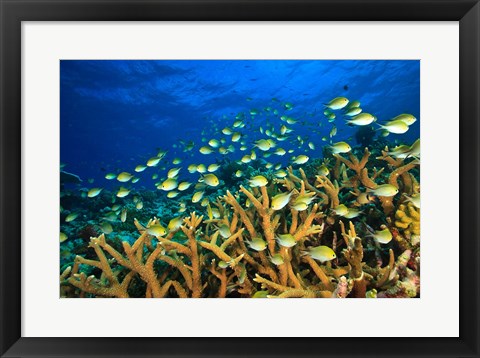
(60, 60), (420, 298)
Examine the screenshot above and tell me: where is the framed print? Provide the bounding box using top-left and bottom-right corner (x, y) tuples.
(1, 0), (479, 357)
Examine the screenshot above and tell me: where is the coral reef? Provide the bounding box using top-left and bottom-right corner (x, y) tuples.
(61, 142), (420, 298)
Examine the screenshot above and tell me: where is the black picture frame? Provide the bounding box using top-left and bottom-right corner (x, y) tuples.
(1, 1), (478, 357)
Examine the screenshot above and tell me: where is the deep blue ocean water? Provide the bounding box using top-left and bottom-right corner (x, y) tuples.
(60, 60), (420, 187)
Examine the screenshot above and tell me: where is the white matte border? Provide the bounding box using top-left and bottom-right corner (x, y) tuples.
(22, 22), (459, 337)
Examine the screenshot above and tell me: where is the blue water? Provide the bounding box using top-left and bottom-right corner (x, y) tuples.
(60, 60), (420, 187)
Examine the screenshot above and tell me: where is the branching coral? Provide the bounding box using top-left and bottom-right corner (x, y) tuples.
(61, 145), (420, 298)
(333, 148), (375, 188)
(339, 221), (366, 298)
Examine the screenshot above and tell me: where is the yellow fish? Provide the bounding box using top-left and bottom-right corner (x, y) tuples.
(291, 202), (308, 211)
(105, 173), (116, 180)
(87, 188), (102, 198)
(102, 212), (117, 222)
(275, 234), (296, 247)
(247, 237), (267, 251)
(329, 126), (337, 138)
(120, 208), (127, 223)
(269, 254), (284, 265)
(345, 107), (362, 116)
(203, 173), (219, 187)
(404, 193), (420, 208)
(330, 142), (351, 154)
(160, 178), (178, 191)
(333, 204), (349, 216)
(167, 168), (181, 178)
(274, 170), (287, 178)
(147, 157), (161, 167)
(391, 113), (417, 126)
(60, 232), (68, 243)
(167, 191), (180, 198)
(192, 191), (205, 203)
(147, 224), (167, 237)
(65, 212), (79, 222)
(294, 193), (316, 206)
(378, 120), (409, 134)
(231, 132), (241, 142)
(218, 261), (229, 269)
(317, 165), (329, 176)
(303, 245), (336, 263)
(252, 290), (269, 298)
(135, 165), (147, 172)
(199, 146), (214, 154)
(344, 208), (362, 219)
(178, 182), (192, 191)
(211, 208), (221, 218)
(240, 155), (252, 164)
(248, 175), (268, 187)
(347, 100), (361, 108)
(254, 139), (271, 151)
(387, 145), (411, 158)
(100, 222), (113, 234)
(292, 155), (309, 164)
(208, 139), (220, 148)
(111, 204), (121, 212)
(196, 164), (207, 173)
(406, 139), (420, 158)
(346, 113), (376, 126)
(217, 224), (231, 238)
(367, 227), (393, 244)
(167, 217), (184, 231)
(369, 184), (399, 197)
(116, 187), (130, 198)
(271, 191), (293, 211)
(222, 127), (233, 135)
(207, 164), (220, 172)
(117, 172), (133, 182)
(325, 97), (349, 110)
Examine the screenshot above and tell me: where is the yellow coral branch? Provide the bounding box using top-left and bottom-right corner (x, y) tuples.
(302, 255), (334, 290)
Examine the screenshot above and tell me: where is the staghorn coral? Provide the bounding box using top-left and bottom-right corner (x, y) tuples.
(61, 147), (420, 298)
(333, 148), (419, 216)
